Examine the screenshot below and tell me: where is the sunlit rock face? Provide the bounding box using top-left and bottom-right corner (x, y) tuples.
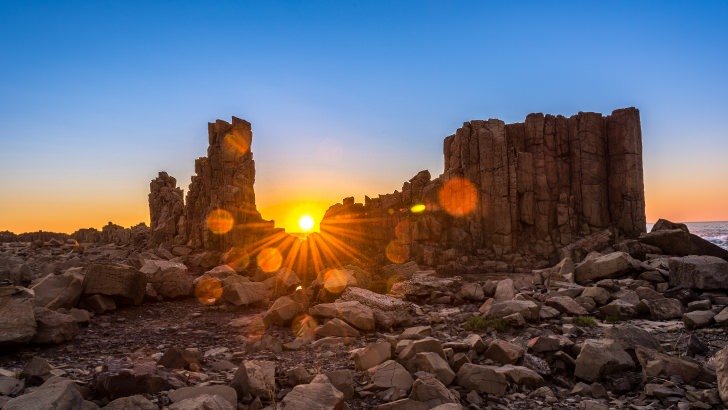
(321, 107), (646, 269)
(148, 171), (186, 246)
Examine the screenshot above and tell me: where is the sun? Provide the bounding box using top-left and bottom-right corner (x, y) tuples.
(298, 214), (315, 232)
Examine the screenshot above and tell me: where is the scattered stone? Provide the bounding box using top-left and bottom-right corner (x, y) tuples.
(4, 377), (85, 410)
(369, 360), (414, 391)
(669, 256), (728, 290)
(31, 307), (79, 344)
(574, 339), (635, 382)
(168, 385), (237, 407)
(455, 363), (508, 395)
(315, 318), (360, 338)
(575, 252), (639, 283)
(83, 264), (147, 305)
(31, 269), (84, 310)
(411, 352), (456, 385)
(309, 300), (375, 331)
(0, 286), (36, 346)
(104, 395), (157, 410)
(354, 340), (392, 371)
(683, 310), (716, 330)
(263, 295), (304, 326)
(485, 339), (524, 365)
(230, 360), (276, 399)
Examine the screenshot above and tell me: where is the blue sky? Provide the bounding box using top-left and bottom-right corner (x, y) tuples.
(1, 1), (727, 232)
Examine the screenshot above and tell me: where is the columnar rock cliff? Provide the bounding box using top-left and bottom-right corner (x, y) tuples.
(148, 172), (185, 246)
(321, 108), (646, 268)
(149, 117), (277, 252)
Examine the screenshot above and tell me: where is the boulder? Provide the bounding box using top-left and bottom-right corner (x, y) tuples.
(158, 347), (202, 370)
(598, 299), (637, 320)
(485, 339), (524, 365)
(0, 286), (36, 346)
(353, 340), (391, 371)
(575, 252), (640, 283)
(315, 318), (360, 338)
(635, 347), (710, 384)
(494, 278), (515, 302)
(669, 256), (728, 290)
(411, 352), (456, 385)
(574, 339), (635, 382)
(340, 287), (418, 328)
(640, 298), (683, 320)
(715, 346), (728, 405)
(408, 374), (459, 407)
(168, 385), (237, 407)
(230, 360), (276, 399)
(103, 395), (157, 410)
(222, 276), (269, 306)
(324, 369), (354, 400)
(309, 301), (375, 331)
(546, 296), (589, 316)
(280, 376), (344, 410)
(455, 363), (508, 395)
(683, 310), (716, 330)
(642, 220), (728, 260)
(4, 377), (85, 410)
(142, 260), (193, 299)
(604, 325), (661, 351)
(168, 394), (234, 410)
(368, 360), (414, 391)
(534, 257), (575, 285)
(31, 307), (79, 344)
(94, 361), (174, 398)
(83, 264), (147, 305)
(263, 296), (305, 327)
(484, 300), (540, 321)
(493, 365), (545, 388)
(31, 269), (84, 310)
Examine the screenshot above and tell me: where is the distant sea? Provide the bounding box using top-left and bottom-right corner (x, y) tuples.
(645, 221), (728, 251)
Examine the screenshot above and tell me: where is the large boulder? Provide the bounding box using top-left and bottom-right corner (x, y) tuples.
(31, 307), (79, 344)
(455, 363), (508, 395)
(0, 286), (36, 346)
(367, 360), (413, 391)
(31, 268), (84, 310)
(574, 339), (635, 382)
(83, 264), (147, 305)
(309, 301), (375, 331)
(574, 252), (640, 283)
(230, 360), (276, 399)
(221, 276), (269, 306)
(141, 260), (193, 299)
(339, 287), (419, 328)
(642, 219), (728, 260)
(669, 256), (728, 290)
(263, 295), (305, 326)
(4, 377), (87, 410)
(715, 346), (728, 406)
(483, 300), (540, 321)
(280, 376), (344, 410)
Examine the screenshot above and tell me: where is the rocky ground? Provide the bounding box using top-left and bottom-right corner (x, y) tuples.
(1, 220), (728, 409)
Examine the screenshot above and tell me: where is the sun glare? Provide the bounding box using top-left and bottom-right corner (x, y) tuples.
(298, 215), (315, 232)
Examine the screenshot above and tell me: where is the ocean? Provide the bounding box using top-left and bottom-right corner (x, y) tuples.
(646, 221), (728, 251)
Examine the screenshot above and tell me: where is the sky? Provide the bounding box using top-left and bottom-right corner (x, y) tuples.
(1, 1), (727, 233)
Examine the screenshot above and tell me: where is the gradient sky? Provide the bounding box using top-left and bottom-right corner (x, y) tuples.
(1, 1), (727, 233)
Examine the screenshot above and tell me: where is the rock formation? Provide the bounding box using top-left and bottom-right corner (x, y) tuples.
(149, 117), (279, 253)
(148, 172), (185, 246)
(71, 222), (149, 246)
(321, 108), (646, 269)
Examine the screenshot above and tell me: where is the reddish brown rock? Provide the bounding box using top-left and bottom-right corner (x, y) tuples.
(148, 172), (186, 246)
(320, 108), (646, 269)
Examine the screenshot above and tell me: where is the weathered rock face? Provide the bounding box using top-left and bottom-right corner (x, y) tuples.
(185, 117), (276, 250)
(148, 172), (186, 246)
(320, 108), (646, 268)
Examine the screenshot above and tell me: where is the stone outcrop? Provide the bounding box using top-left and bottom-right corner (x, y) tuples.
(184, 117), (276, 250)
(148, 172), (186, 246)
(320, 108), (646, 268)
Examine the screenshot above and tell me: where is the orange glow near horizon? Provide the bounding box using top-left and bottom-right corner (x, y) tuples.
(1, 175), (728, 235)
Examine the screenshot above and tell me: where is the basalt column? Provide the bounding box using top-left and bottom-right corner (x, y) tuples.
(184, 117), (273, 250)
(321, 107), (647, 268)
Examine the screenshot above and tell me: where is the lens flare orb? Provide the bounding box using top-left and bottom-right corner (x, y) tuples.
(438, 177), (478, 217)
(257, 247), (282, 273)
(206, 209), (234, 234)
